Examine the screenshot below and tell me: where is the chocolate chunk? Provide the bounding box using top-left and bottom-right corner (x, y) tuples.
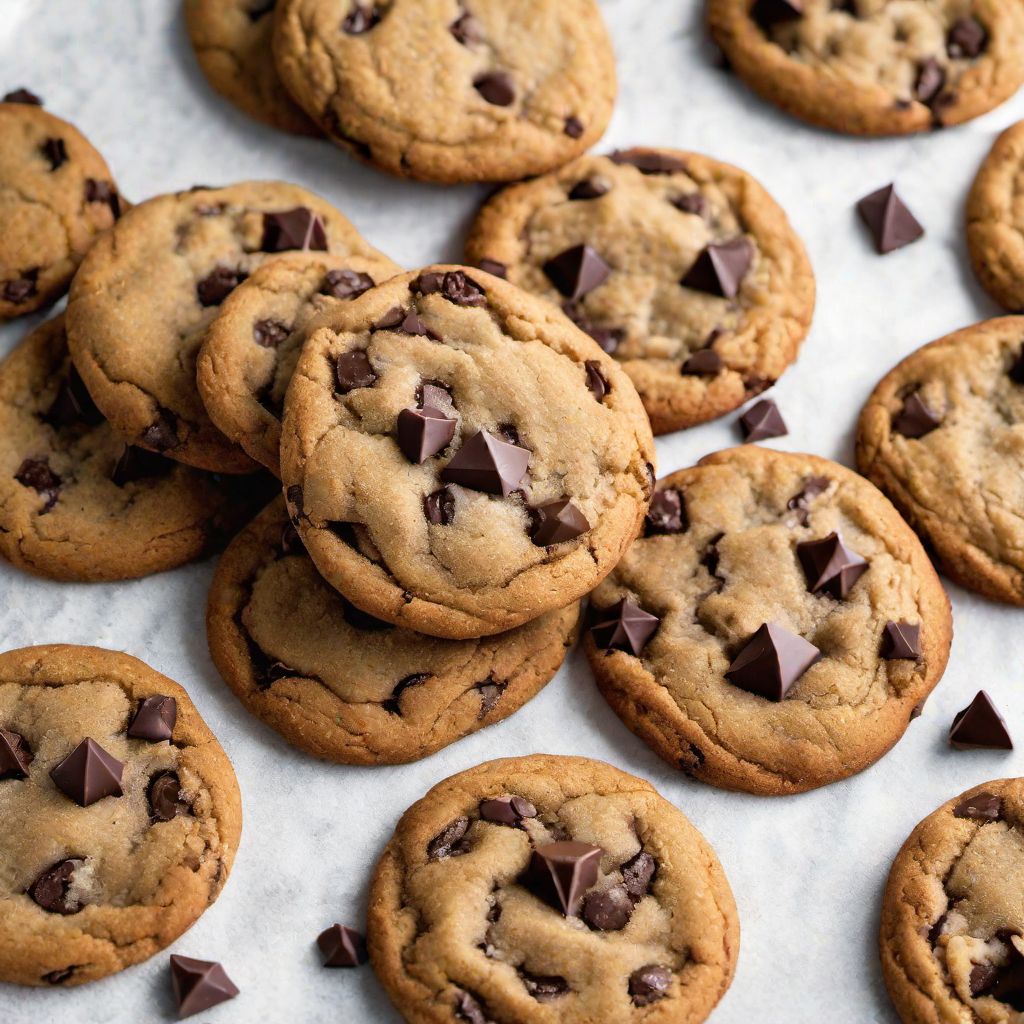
(752, 0), (804, 27)
(953, 791), (1003, 821)
(610, 150), (686, 175)
(436, 269), (486, 307)
(372, 306), (405, 330)
(531, 498), (590, 546)
(796, 532), (868, 599)
(977, 940), (1024, 1010)
(672, 192), (707, 216)
(342, 4), (381, 33)
(590, 598), (659, 656)
(892, 391), (940, 437)
(50, 737), (124, 806)
(857, 185), (924, 254)
(479, 794), (537, 827)
(582, 884), (633, 931)
(197, 266), (246, 306)
(455, 991), (491, 1024)
(111, 445), (169, 485)
(317, 924), (367, 967)
(477, 258), (507, 279)
(261, 207), (328, 251)
(474, 71), (516, 106)
(428, 817), (471, 860)
(881, 621), (921, 660)
(521, 972), (570, 1001)
(3, 88), (42, 104)
(524, 841), (602, 917)
(412, 271), (445, 295)
(622, 851), (656, 899)
(397, 309), (439, 338)
(739, 398), (787, 441)
(948, 17), (987, 58)
(142, 410), (179, 451)
(43, 966), (77, 984)
(971, 963), (999, 997)
(169, 955), (239, 1018)
(398, 406), (457, 463)
(441, 429), (529, 497)
(335, 350), (377, 393)
(323, 268), (374, 299)
(726, 622), (821, 701)
(570, 177), (610, 201)
(681, 238), (753, 298)
(584, 360), (608, 401)
(253, 319), (289, 347)
(84, 179), (121, 217)
(915, 58), (946, 105)
(41, 137), (67, 170)
(0, 728), (33, 779)
(543, 244), (611, 302)
(702, 534), (724, 582)
(629, 964), (672, 1006)
(424, 487), (456, 525)
(787, 476), (829, 524)
(382, 673), (429, 715)
(949, 691), (1013, 750)
(15, 457), (60, 510)
(564, 116), (584, 139)
(46, 367), (102, 428)
(3, 273), (38, 304)
(682, 349), (723, 376)
(450, 11), (484, 46)
(29, 859), (83, 914)
(149, 771), (189, 821)
(645, 489), (686, 535)
(476, 678), (506, 717)
(127, 695), (177, 741)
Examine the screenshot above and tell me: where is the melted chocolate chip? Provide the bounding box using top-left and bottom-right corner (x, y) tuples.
(323, 268), (374, 299)
(29, 859), (83, 914)
(15, 457), (60, 511)
(253, 319), (290, 347)
(149, 771), (189, 821)
(197, 267), (247, 306)
(382, 673), (429, 715)
(424, 487), (455, 525)
(428, 817), (470, 860)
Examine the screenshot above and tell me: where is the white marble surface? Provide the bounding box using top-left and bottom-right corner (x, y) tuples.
(1, 1), (1023, 1021)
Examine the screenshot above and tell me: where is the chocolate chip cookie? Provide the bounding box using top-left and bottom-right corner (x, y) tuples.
(272, 0), (616, 183)
(857, 317), (1024, 604)
(367, 754), (739, 1023)
(465, 147), (815, 435)
(0, 100), (122, 320)
(0, 316), (272, 582)
(0, 644), (241, 986)
(280, 264), (655, 640)
(67, 181), (386, 474)
(585, 446), (952, 796)
(880, 779), (1024, 1022)
(708, 0), (1024, 135)
(198, 249), (401, 476)
(967, 119), (1024, 312)
(207, 497), (579, 762)
(184, 0), (320, 136)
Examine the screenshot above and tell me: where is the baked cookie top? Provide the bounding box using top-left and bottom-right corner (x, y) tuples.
(0, 644), (241, 987)
(184, 0), (321, 136)
(967, 119), (1024, 312)
(465, 148), (815, 435)
(0, 101), (122, 320)
(857, 317), (1024, 605)
(881, 779), (1024, 1023)
(585, 446), (952, 796)
(708, 0), (1024, 135)
(198, 249), (401, 477)
(280, 265), (655, 640)
(66, 181), (385, 474)
(367, 754), (739, 1024)
(206, 498), (578, 763)
(272, 0), (616, 183)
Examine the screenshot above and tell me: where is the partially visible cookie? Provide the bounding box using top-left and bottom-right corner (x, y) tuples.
(967, 119), (1024, 312)
(207, 498), (579, 763)
(0, 316), (272, 582)
(67, 181), (387, 474)
(584, 446), (952, 796)
(0, 100), (122, 320)
(880, 779), (1024, 1023)
(0, 644), (241, 987)
(272, 0), (616, 183)
(198, 249), (401, 476)
(184, 0), (321, 136)
(465, 147), (815, 434)
(280, 264), (655, 640)
(708, 0), (1024, 135)
(367, 754), (739, 1024)
(857, 317), (1024, 604)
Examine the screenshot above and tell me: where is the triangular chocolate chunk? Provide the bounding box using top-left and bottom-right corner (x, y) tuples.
(682, 349), (723, 376)
(725, 622), (821, 701)
(531, 499), (590, 545)
(739, 398), (787, 441)
(857, 185), (924, 254)
(892, 391), (941, 438)
(796, 532), (868, 599)
(169, 955), (240, 1018)
(50, 737), (124, 807)
(0, 728), (33, 779)
(543, 244), (611, 301)
(397, 406), (456, 464)
(127, 696), (177, 742)
(949, 691), (1013, 750)
(261, 207), (328, 252)
(881, 621), (921, 660)
(524, 841), (602, 917)
(681, 238), (753, 298)
(441, 430), (529, 497)
(316, 924), (368, 967)
(590, 599), (659, 656)
(645, 489), (686, 535)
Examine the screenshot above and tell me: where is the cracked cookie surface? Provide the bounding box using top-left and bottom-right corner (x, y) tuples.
(0, 101), (122, 320)
(465, 148), (815, 435)
(584, 446), (952, 796)
(206, 498), (578, 763)
(367, 754), (739, 1024)
(198, 249), (401, 476)
(272, 0), (616, 183)
(0, 316), (272, 582)
(280, 264), (656, 640)
(0, 644), (241, 986)
(880, 779), (1024, 1024)
(708, 0), (1024, 135)
(66, 180), (387, 473)
(857, 317), (1024, 605)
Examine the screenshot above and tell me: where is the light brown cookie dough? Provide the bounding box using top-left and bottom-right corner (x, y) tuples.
(0, 644), (241, 987)
(465, 147), (815, 435)
(280, 264), (656, 640)
(0, 100), (122, 320)
(67, 181), (387, 474)
(198, 249), (401, 476)
(708, 0), (1024, 135)
(0, 316), (273, 582)
(184, 0), (321, 136)
(857, 317), (1024, 604)
(584, 446), (952, 796)
(367, 754), (739, 1024)
(967, 120), (1024, 312)
(272, 0), (616, 183)
(880, 779), (1024, 1023)
(207, 498), (579, 762)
